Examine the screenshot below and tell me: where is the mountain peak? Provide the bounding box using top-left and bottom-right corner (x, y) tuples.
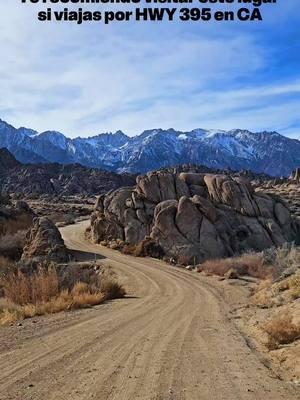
(0, 119), (299, 176)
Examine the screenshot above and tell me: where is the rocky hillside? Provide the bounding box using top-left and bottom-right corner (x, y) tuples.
(0, 148), (21, 171)
(90, 171), (300, 264)
(0, 148), (135, 198)
(0, 119), (299, 176)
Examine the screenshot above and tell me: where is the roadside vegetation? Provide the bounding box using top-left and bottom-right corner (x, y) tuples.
(101, 237), (165, 259)
(196, 245), (300, 357)
(197, 245), (300, 281)
(0, 262), (126, 325)
(263, 312), (300, 350)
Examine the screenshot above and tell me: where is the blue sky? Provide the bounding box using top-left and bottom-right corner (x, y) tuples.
(0, 0), (299, 138)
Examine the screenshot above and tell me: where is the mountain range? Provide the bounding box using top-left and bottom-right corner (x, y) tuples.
(0, 148), (135, 198)
(0, 119), (299, 176)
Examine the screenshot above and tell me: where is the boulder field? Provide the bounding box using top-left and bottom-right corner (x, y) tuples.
(90, 171), (300, 263)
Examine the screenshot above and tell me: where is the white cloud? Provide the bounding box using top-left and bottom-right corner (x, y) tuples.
(0, 0), (299, 140)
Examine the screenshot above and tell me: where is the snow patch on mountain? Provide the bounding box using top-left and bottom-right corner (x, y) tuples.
(0, 119), (299, 176)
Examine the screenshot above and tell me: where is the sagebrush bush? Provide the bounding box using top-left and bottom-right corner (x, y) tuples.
(264, 313), (300, 349)
(262, 244), (300, 279)
(100, 278), (126, 300)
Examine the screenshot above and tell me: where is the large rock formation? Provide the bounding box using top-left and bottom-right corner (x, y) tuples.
(90, 171), (300, 263)
(22, 217), (68, 263)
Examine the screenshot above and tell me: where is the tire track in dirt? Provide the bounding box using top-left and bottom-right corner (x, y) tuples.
(0, 221), (298, 400)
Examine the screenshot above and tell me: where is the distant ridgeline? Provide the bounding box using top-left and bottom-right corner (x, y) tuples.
(0, 119), (299, 177)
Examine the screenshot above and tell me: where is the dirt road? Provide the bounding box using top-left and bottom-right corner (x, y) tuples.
(0, 221), (299, 400)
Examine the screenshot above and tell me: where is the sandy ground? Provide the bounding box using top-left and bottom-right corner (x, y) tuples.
(0, 221), (299, 400)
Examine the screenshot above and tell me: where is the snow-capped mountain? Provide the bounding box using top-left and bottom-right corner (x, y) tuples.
(0, 119), (299, 176)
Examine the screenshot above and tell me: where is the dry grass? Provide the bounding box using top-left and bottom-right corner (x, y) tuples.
(100, 278), (126, 300)
(252, 288), (276, 308)
(198, 254), (270, 279)
(0, 265), (126, 325)
(264, 313), (300, 350)
(252, 270), (300, 308)
(198, 246), (300, 281)
(288, 273), (300, 300)
(262, 245), (300, 279)
(1, 267), (59, 305)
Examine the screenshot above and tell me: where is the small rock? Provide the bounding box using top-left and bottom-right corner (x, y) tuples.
(224, 268), (239, 279)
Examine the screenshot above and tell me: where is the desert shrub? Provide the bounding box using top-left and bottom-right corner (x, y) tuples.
(134, 238), (165, 259)
(262, 244), (300, 279)
(198, 254), (269, 279)
(264, 313), (300, 350)
(252, 281), (275, 308)
(0, 306), (23, 325)
(1, 267), (59, 305)
(198, 246), (300, 280)
(0, 263), (126, 325)
(121, 243), (137, 255)
(58, 262), (102, 290)
(175, 254), (195, 266)
(100, 277), (126, 300)
(70, 282), (105, 307)
(287, 272), (300, 299)
(109, 241), (121, 251)
(0, 231), (27, 260)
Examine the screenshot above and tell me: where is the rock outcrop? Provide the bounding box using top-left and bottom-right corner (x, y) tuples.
(90, 171), (300, 263)
(22, 217), (68, 263)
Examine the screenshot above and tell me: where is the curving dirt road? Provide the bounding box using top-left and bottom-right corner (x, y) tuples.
(0, 221), (299, 400)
